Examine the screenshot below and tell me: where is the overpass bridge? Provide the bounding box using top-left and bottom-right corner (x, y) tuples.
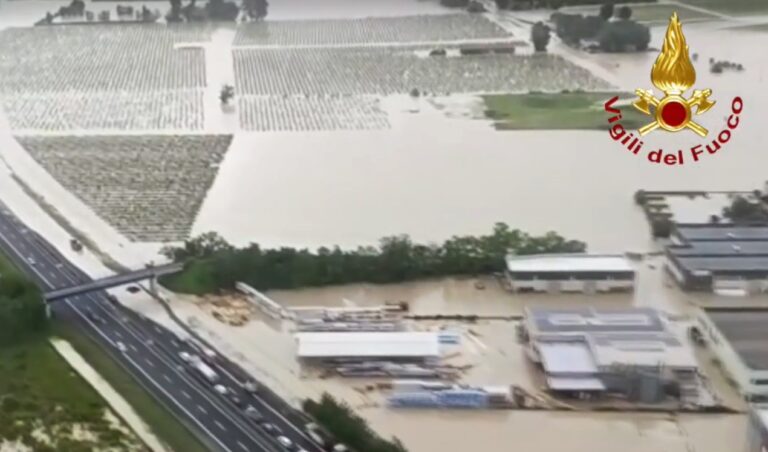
(44, 262), (184, 302)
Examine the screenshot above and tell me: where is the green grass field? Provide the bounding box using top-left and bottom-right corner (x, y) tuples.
(482, 92), (648, 131)
(53, 321), (210, 452)
(0, 337), (142, 451)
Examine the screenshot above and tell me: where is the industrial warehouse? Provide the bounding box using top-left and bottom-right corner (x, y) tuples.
(666, 223), (768, 293)
(698, 308), (768, 400)
(521, 307), (705, 405)
(504, 253), (635, 294)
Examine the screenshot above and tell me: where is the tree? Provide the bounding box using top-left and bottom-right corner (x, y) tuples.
(220, 84), (235, 105)
(206, 0), (238, 20)
(723, 196), (768, 223)
(242, 0), (268, 20)
(440, 0), (469, 7)
(167, 0), (182, 22)
(597, 19), (650, 52)
(598, 1), (614, 20)
(616, 5), (632, 20)
(494, 0), (509, 9)
(531, 21), (551, 52)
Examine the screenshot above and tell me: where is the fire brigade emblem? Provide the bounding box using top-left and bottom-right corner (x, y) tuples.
(633, 13), (715, 137)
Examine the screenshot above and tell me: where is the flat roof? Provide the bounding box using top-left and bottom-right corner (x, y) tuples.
(675, 225), (768, 242)
(590, 332), (698, 369)
(506, 254), (634, 273)
(296, 332), (440, 358)
(669, 241), (768, 256)
(526, 307), (665, 334)
(705, 310), (768, 370)
(674, 256), (768, 273)
(538, 341), (598, 374)
(546, 376), (605, 391)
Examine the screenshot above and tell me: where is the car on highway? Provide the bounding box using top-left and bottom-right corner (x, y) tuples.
(126, 286), (140, 294)
(214, 384), (228, 396)
(261, 422), (282, 435)
(85, 309), (105, 325)
(178, 351), (192, 362)
(116, 341), (128, 353)
(229, 393), (244, 407)
(26, 256), (36, 265)
(244, 405), (263, 422)
(276, 436), (293, 449)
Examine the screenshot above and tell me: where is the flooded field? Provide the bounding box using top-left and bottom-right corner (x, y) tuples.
(193, 21), (768, 254)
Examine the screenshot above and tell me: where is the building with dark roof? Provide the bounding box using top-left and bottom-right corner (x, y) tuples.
(666, 224), (768, 293)
(747, 404), (768, 452)
(672, 224), (768, 243)
(699, 309), (768, 400)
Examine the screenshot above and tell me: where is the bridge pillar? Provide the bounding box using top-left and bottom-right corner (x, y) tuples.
(149, 277), (157, 295)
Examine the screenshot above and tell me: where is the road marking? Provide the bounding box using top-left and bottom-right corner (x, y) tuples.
(129, 344), (138, 352)
(163, 374), (172, 383)
(181, 390), (191, 399)
(236, 441), (249, 451)
(145, 358), (154, 367)
(197, 405), (207, 414)
(215, 420), (226, 431)
(114, 331), (122, 339)
(0, 230), (266, 452)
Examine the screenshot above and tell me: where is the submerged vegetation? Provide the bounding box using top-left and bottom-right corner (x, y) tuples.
(160, 223), (586, 294)
(303, 393), (407, 452)
(483, 92), (646, 131)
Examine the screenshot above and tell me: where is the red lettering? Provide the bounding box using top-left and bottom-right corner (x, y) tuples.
(604, 96), (621, 115)
(718, 130), (731, 144)
(664, 153), (677, 165)
(727, 114), (740, 129)
(690, 145), (703, 161)
(732, 97), (743, 114)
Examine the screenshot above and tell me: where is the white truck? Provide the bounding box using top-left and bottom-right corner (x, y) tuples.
(189, 356), (219, 383)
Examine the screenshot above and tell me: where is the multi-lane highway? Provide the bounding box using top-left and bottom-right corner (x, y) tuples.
(0, 202), (324, 452)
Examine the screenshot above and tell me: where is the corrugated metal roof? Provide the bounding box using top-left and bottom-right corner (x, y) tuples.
(706, 310), (768, 370)
(676, 256), (768, 272)
(296, 332), (440, 358)
(505, 254), (633, 273)
(670, 241), (768, 256)
(676, 225), (768, 242)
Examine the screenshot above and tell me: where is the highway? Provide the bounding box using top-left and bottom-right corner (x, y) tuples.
(0, 202), (325, 452)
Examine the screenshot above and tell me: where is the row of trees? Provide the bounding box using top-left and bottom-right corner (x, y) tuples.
(303, 393), (407, 452)
(551, 2), (650, 52)
(495, 0), (655, 9)
(0, 262), (47, 346)
(160, 224), (587, 294)
(167, 0), (267, 22)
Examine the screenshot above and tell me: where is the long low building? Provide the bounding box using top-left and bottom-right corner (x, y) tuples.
(699, 309), (768, 400)
(295, 332), (440, 363)
(667, 224), (768, 293)
(505, 254), (635, 294)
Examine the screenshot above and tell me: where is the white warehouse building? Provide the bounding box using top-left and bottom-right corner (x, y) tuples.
(295, 332), (440, 364)
(505, 254), (635, 294)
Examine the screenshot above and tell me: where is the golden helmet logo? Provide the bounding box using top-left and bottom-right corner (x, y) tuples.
(633, 13), (715, 137)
